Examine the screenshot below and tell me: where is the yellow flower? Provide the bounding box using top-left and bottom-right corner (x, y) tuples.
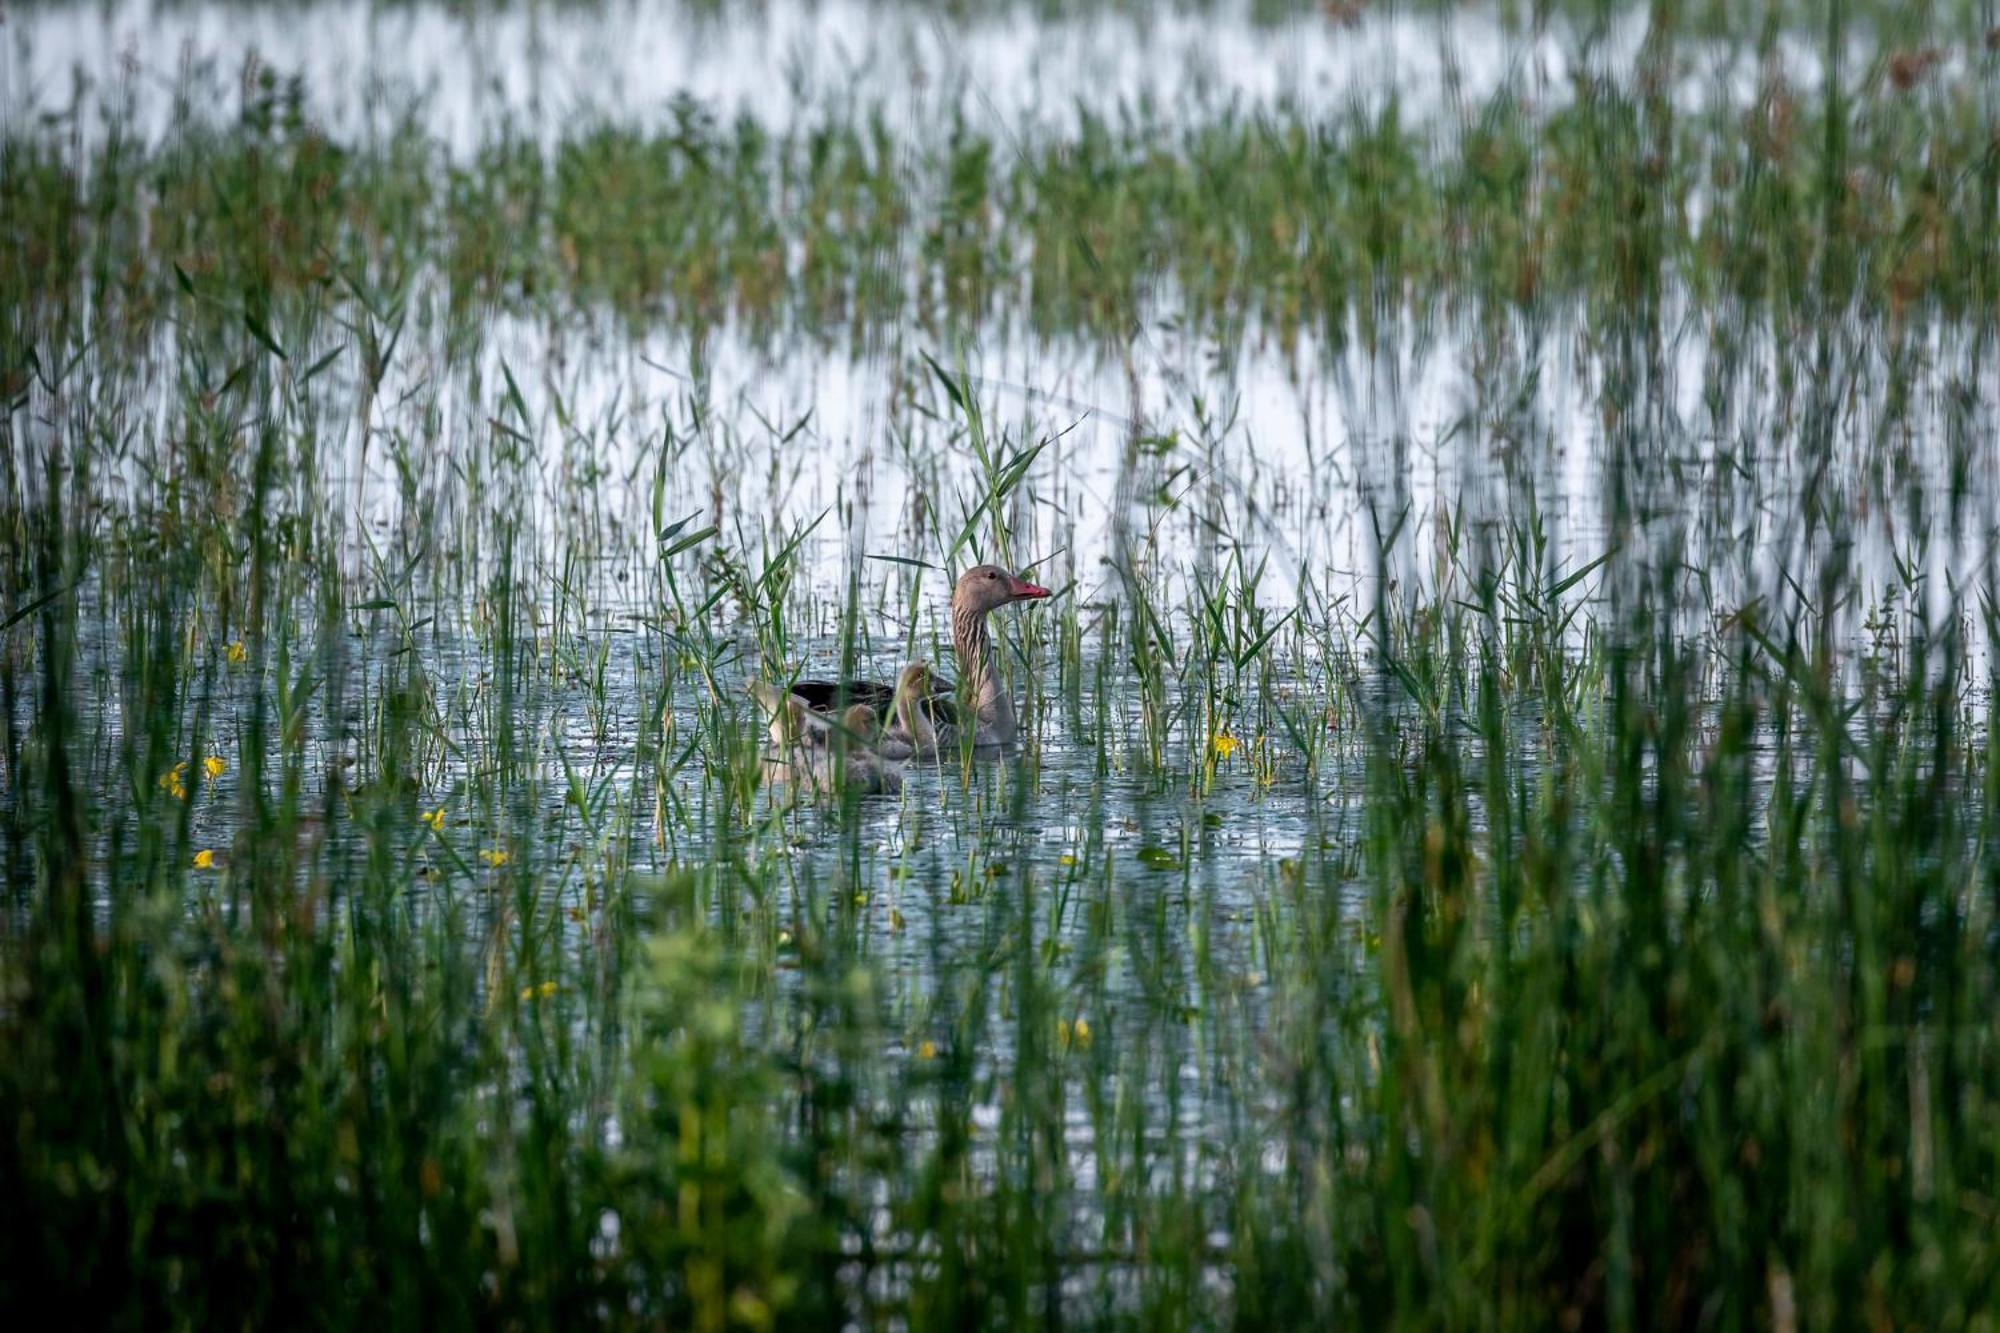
(517, 979), (558, 1002)
(203, 755), (226, 780)
(192, 849), (215, 869)
(159, 761), (189, 800)
(1058, 853), (1077, 867)
(917, 1039), (937, 1060)
(226, 640), (248, 664)
(480, 849), (509, 867)
(1211, 731), (1240, 760)
(422, 807), (446, 832)
(1058, 1017), (1093, 1051)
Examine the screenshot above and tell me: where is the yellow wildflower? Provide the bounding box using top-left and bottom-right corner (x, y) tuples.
(1058, 853), (1077, 868)
(1211, 731), (1240, 760)
(422, 806), (446, 832)
(226, 640), (248, 664)
(917, 1040), (937, 1060)
(517, 979), (559, 1002)
(480, 849), (509, 868)
(192, 849), (215, 870)
(203, 755), (226, 780)
(1059, 1017), (1093, 1051)
(159, 761), (189, 800)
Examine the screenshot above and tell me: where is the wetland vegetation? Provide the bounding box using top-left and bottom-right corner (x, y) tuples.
(3, 0), (2000, 1326)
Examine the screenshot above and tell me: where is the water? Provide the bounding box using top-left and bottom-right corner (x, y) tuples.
(9, 3), (1998, 1313)
(63, 287), (1998, 646)
(12, 0), (1938, 155)
(11, 0), (1624, 150)
(18, 6), (1990, 634)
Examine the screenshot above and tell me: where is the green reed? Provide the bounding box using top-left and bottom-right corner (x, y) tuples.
(9, 36), (1998, 353)
(4, 1), (2000, 1327)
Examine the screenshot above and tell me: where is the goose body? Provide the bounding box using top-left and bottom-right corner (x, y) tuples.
(787, 564), (1049, 749)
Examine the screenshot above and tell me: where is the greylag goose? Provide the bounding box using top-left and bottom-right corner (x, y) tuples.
(875, 662), (941, 760)
(788, 564), (1050, 748)
(750, 687), (903, 795)
(822, 703), (902, 794)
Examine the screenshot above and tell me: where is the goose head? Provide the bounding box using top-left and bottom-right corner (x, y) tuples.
(840, 703), (879, 743)
(953, 564), (1051, 617)
(893, 661), (934, 700)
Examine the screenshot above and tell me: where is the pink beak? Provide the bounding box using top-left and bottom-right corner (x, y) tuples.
(1009, 575), (1051, 601)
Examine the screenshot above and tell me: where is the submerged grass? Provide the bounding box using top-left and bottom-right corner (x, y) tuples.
(4, 1), (2000, 1327)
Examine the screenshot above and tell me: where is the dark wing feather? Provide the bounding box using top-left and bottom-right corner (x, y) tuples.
(789, 679), (897, 715)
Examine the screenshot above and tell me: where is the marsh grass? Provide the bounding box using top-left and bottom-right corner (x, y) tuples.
(9, 29), (1998, 352)
(4, 1), (2000, 1327)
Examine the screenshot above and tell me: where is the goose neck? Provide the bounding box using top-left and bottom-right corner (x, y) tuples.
(952, 604), (993, 688)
